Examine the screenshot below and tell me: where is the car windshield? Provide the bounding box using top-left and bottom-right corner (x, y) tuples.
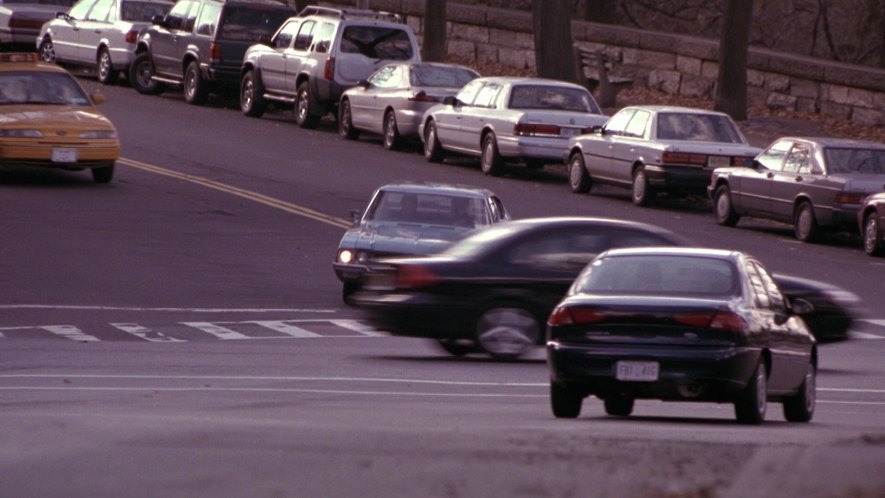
(121, 1), (170, 22)
(340, 26), (414, 60)
(508, 85), (600, 113)
(0, 71), (91, 106)
(1, 0), (74, 4)
(217, 6), (291, 42)
(573, 254), (739, 296)
(824, 147), (885, 174)
(656, 112), (744, 143)
(410, 65), (477, 88)
(367, 191), (489, 228)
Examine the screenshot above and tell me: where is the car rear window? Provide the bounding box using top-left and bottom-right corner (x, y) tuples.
(508, 85), (600, 113)
(656, 113), (744, 143)
(122, 1), (170, 22)
(410, 65), (477, 88)
(824, 147), (885, 174)
(340, 26), (414, 60)
(217, 6), (291, 42)
(574, 255), (739, 296)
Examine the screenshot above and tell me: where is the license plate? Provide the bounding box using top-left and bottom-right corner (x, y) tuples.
(707, 155), (730, 168)
(560, 127), (581, 138)
(616, 361), (659, 381)
(51, 148), (77, 163)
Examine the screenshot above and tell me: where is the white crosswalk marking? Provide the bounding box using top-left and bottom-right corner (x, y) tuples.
(111, 323), (186, 343)
(248, 321), (322, 338)
(182, 322), (251, 340)
(331, 319), (386, 337)
(41, 325), (100, 342)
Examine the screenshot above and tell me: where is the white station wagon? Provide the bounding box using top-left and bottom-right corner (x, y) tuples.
(564, 105), (761, 206)
(419, 76), (608, 175)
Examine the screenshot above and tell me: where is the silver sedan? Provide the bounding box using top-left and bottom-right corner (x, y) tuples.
(565, 105), (761, 206)
(337, 62), (479, 150)
(710, 136), (885, 242)
(420, 76), (608, 175)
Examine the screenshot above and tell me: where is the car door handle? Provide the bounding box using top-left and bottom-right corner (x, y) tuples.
(795, 176), (803, 182)
(767, 172), (775, 178)
(94, 29), (102, 33)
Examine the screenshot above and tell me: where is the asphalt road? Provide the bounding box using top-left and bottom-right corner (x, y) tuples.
(1, 77), (884, 498)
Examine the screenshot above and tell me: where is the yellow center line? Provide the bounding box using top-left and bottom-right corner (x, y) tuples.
(118, 157), (352, 229)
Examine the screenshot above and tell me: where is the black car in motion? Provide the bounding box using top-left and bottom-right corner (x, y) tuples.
(547, 247), (817, 425)
(353, 217), (689, 359)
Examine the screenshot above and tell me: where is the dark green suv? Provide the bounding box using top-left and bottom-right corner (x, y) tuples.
(129, 0), (293, 104)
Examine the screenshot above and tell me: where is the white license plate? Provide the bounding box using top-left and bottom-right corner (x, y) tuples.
(51, 148), (77, 163)
(707, 155), (730, 168)
(616, 361), (659, 381)
(560, 127), (581, 138)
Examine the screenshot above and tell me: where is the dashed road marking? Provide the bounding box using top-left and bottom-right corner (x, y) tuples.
(111, 323), (186, 343)
(180, 322), (254, 341)
(41, 325), (100, 342)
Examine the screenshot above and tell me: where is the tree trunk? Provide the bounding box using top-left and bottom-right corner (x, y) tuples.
(533, 0), (577, 81)
(714, 0), (754, 121)
(422, 0), (447, 62)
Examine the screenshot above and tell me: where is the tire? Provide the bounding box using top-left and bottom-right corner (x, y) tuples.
(551, 383), (582, 419)
(474, 304), (540, 360)
(604, 395), (634, 417)
(423, 120), (445, 163)
(240, 70), (266, 118)
(338, 99), (359, 139)
(734, 361), (767, 425)
(568, 151), (592, 193)
(631, 166), (655, 207)
(436, 339), (476, 357)
(39, 39), (55, 63)
(96, 48), (117, 85)
(793, 201), (819, 242)
(295, 81), (320, 129)
(382, 111), (401, 150)
(863, 212), (884, 257)
(91, 165), (114, 184)
(184, 61), (209, 106)
(782, 362), (816, 423)
(714, 184), (740, 226)
(129, 52), (165, 95)
(480, 132), (504, 175)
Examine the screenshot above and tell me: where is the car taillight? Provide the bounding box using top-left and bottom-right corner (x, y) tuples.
(662, 151), (708, 165)
(547, 306), (606, 326)
(733, 156), (755, 166)
(124, 29), (139, 43)
(324, 56), (335, 80)
(514, 123), (561, 137)
(835, 192), (865, 204)
(209, 42), (221, 63)
(674, 311), (745, 331)
(408, 91), (439, 102)
(394, 265), (438, 288)
(9, 18), (43, 29)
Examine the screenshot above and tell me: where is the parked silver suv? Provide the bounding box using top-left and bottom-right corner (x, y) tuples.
(240, 5), (420, 128)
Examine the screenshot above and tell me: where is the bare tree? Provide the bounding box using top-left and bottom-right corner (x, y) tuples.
(713, 0), (754, 121)
(422, 0), (447, 62)
(533, 0), (577, 81)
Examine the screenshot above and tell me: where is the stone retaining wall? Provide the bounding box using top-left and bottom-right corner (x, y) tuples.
(320, 0), (885, 126)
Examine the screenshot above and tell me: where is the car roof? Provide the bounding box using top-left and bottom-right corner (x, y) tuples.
(470, 76), (588, 89)
(600, 246), (743, 260)
(775, 136), (885, 150)
(296, 6), (404, 25)
(0, 53), (69, 74)
(508, 216), (678, 233)
(619, 105), (731, 116)
(376, 182), (497, 198)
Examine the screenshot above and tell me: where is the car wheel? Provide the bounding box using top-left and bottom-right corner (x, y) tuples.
(474, 304), (539, 360)
(39, 39), (55, 63)
(714, 184), (740, 226)
(91, 165), (114, 184)
(240, 70), (266, 118)
(296, 81), (320, 129)
(338, 99), (359, 139)
(96, 48), (117, 85)
(423, 120), (445, 163)
(604, 395), (634, 417)
(631, 166), (655, 206)
(863, 212), (884, 256)
(734, 361), (767, 425)
(341, 282), (359, 305)
(184, 61), (209, 105)
(568, 151), (592, 193)
(794, 201), (819, 242)
(782, 362), (816, 423)
(382, 111), (401, 150)
(436, 339), (476, 357)
(480, 132), (504, 176)
(129, 52), (165, 95)
(550, 383), (582, 418)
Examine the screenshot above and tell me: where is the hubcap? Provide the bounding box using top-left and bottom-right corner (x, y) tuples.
(426, 127), (435, 154)
(716, 192), (729, 219)
(41, 42), (54, 62)
(865, 216), (878, 253)
(476, 308), (537, 356)
(99, 53), (110, 79)
(242, 80), (253, 108)
(797, 207), (812, 238)
(755, 367), (767, 415)
(298, 92), (308, 121)
(569, 158), (581, 186)
(634, 172), (646, 199)
(804, 368), (815, 411)
(385, 115), (395, 145)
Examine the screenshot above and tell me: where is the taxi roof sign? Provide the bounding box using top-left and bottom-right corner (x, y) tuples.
(0, 53), (40, 63)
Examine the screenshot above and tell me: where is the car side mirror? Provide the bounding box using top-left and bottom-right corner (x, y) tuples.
(443, 96), (460, 107)
(91, 91), (106, 105)
(790, 297), (814, 316)
(350, 209), (361, 225)
(358, 79), (370, 89)
(752, 159), (766, 170)
(151, 14), (165, 26)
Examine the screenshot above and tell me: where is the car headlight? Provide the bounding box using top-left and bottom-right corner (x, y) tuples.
(338, 249), (354, 264)
(79, 130), (118, 139)
(0, 129), (43, 137)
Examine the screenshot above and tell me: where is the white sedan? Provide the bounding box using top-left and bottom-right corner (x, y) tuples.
(419, 76), (608, 175)
(564, 105), (761, 206)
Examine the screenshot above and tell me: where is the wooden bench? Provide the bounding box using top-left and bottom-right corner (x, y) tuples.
(573, 45), (634, 108)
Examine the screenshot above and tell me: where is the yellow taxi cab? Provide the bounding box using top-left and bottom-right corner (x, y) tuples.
(0, 52), (120, 183)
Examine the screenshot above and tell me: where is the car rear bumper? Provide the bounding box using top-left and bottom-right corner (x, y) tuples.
(498, 135), (570, 161)
(645, 164), (712, 193)
(353, 294), (475, 339)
